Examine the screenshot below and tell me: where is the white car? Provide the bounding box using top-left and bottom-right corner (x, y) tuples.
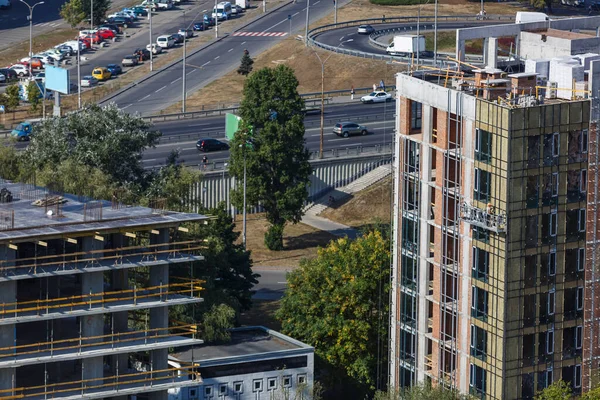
(357, 24), (375, 35)
(9, 64), (29, 77)
(146, 43), (163, 54)
(360, 91), (392, 103)
(0, 73), (5, 83)
(58, 40), (85, 53)
(32, 54), (56, 65)
(79, 29), (98, 37)
(41, 50), (64, 62)
(80, 75), (98, 87)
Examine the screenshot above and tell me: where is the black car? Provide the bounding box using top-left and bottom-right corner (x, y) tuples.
(0, 68), (17, 81)
(196, 138), (229, 152)
(56, 45), (74, 56)
(193, 22), (205, 31)
(133, 48), (151, 61)
(105, 17), (129, 28)
(171, 33), (184, 44)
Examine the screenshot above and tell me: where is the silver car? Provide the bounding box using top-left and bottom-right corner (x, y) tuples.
(333, 121), (368, 138)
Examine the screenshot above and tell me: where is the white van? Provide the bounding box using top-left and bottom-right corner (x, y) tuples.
(515, 12), (549, 23)
(156, 34), (175, 48)
(212, 2), (232, 20)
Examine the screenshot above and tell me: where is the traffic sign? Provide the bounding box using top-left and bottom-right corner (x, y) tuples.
(288, 14), (291, 20)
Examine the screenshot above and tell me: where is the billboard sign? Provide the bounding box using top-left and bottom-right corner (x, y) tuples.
(45, 66), (70, 95)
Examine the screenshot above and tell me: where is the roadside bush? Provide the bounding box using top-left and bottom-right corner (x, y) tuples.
(264, 223), (285, 251)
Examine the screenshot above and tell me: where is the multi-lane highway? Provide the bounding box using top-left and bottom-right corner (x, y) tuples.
(144, 100), (395, 169)
(102, 0), (349, 115)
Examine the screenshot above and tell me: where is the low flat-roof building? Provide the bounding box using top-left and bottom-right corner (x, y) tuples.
(168, 326), (315, 400)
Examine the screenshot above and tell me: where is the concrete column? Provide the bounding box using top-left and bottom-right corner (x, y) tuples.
(482, 37), (489, 67)
(148, 228), (170, 400)
(81, 237), (104, 387)
(0, 245), (16, 395)
(486, 38), (498, 69)
(455, 32), (466, 62)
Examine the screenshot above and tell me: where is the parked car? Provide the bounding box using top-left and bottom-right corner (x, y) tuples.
(0, 73), (5, 84)
(133, 48), (151, 61)
(81, 33), (103, 44)
(193, 22), (206, 31)
(78, 29), (98, 37)
(107, 12), (133, 23)
(357, 24), (375, 35)
(178, 28), (193, 38)
(157, 34), (175, 48)
(56, 44), (75, 56)
(99, 24), (121, 34)
(131, 6), (148, 16)
(41, 49), (65, 61)
(57, 40), (84, 53)
(32, 54), (56, 65)
(106, 63), (123, 75)
(171, 33), (184, 44)
(80, 75), (98, 87)
(97, 29), (115, 40)
(0, 68), (17, 81)
(333, 121), (368, 138)
(92, 67), (111, 81)
(196, 138), (230, 152)
(122, 55), (139, 67)
(78, 38), (92, 50)
(146, 43), (163, 54)
(360, 91), (392, 103)
(9, 64), (29, 77)
(19, 58), (44, 69)
(11, 122), (33, 141)
(203, 15), (215, 26)
(120, 9), (138, 20)
(105, 17), (129, 28)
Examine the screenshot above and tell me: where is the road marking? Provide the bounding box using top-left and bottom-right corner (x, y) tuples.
(314, 0), (320, 3)
(201, 61), (210, 67)
(202, 9), (207, 12)
(187, 69), (197, 75)
(214, 56), (220, 60)
(292, 12), (299, 16)
(241, 41), (246, 45)
(171, 77), (181, 83)
(188, 123), (212, 127)
(139, 94), (151, 101)
(122, 104), (133, 110)
(277, 282), (287, 284)
(264, 19), (287, 31)
(143, 158), (157, 162)
(155, 85), (166, 93)
(233, 31), (287, 37)
(228, 48), (233, 52)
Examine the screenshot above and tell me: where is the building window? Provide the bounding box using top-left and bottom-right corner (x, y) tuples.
(219, 384), (227, 395)
(253, 379), (263, 392)
(470, 324), (487, 360)
(471, 286), (488, 321)
(526, 215), (538, 248)
(400, 329), (416, 361)
(525, 255), (537, 288)
(528, 136), (540, 168)
(474, 168), (491, 202)
(575, 364), (582, 388)
(542, 173), (559, 206)
(189, 388), (198, 399)
(544, 132), (559, 166)
(475, 128), (492, 163)
(470, 364), (486, 395)
(402, 217), (419, 253)
(579, 209), (586, 232)
(401, 254), (418, 290)
(411, 101), (422, 130)
(204, 385), (213, 397)
(472, 226), (489, 243)
(568, 130), (588, 163)
(472, 247), (489, 282)
(577, 287), (584, 310)
(542, 211), (557, 245)
(547, 330), (555, 354)
(576, 326), (583, 349)
(526, 175), (539, 208)
(548, 290), (555, 316)
(298, 374), (307, 385)
(267, 378), (277, 390)
(283, 376), (292, 388)
(578, 248), (585, 271)
(403, 178), (419, 211)
(405, 140), (420, 173)
(567, 209), (586, 242)
(548, 250), (556, 277)
(401, 292), (417, 327)
(234, 382), (243, 393)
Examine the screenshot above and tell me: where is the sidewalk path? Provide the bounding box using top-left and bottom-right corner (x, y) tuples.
(301, 213), (360, 239)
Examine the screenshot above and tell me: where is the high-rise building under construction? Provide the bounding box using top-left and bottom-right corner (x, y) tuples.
(390, 16), (600, 399)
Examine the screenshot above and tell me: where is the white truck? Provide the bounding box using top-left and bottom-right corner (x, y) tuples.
(515, 11), (549, 23)
(386, 35), (425, 56)
(236, 0), (249, 8)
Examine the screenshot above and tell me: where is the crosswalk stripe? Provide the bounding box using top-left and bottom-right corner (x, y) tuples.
(232, 31), (287, 37)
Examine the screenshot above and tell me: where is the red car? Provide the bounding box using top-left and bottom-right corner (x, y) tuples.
(81, 33), (102, 44)
(78, 38), (92, 49)
(97, 29), (115, 40)
(19, 59), (43, 70)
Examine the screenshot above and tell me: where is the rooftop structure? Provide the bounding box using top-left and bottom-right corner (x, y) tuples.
(169, 326), (315, 400)
(0, 179), (208, 399)
(390, 16), (600, 400)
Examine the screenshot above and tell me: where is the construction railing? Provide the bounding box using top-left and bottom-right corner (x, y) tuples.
(0, 240), (206, 279)
(0, 323), (202, 364)
(0, 279), (204, 321)
(0, 364), (200, 399)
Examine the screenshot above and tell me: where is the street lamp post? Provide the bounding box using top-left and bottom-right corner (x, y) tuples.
(19, 0), (45, 77)
(238, 143), (248, 249)
(311, 39), (353, 159)
(304, 0), (310, 45)
(214, 0), (219, 38)
(149, 6), (154, 71)
(182, 10), (187, 112)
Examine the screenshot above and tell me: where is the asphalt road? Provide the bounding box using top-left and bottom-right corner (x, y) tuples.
(143, 100), (396, 169)
(103, 0), (347, 115)
(252, 268), (290, 300)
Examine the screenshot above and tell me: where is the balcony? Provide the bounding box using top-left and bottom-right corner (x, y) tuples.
(460, 202), (506, 233)
(0, 364), (201, 400)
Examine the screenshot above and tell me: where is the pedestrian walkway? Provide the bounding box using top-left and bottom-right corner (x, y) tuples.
(301, 164), (392, 239)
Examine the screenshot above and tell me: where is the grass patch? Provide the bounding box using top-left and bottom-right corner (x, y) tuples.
(320, 177), (392, 230)
(234, 213), (336, 267)
(370, 0), (423, 5)
(423, 31), (457, 52)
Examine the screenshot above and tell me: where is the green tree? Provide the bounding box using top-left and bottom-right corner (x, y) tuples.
(535, 380), (572, 400)
(230, 65), (311, 250)
(276, 231), (390, 396)
(5, 85), (20, 112)
(202, 303), (236, 343)
(79, 0), (111, 26)
(26, 81), (40, 113)
(60, 0), (86, 28)
(36, 159), (116, 200)
(583, 387), (600, 400)
(0, 144), (23, 181)
(237, 50), (254, 76)
(24, 103), (160, 185)
(374, 382), (475, 400)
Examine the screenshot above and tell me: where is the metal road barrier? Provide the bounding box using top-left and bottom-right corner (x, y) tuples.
(307, 15), (515, 66)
